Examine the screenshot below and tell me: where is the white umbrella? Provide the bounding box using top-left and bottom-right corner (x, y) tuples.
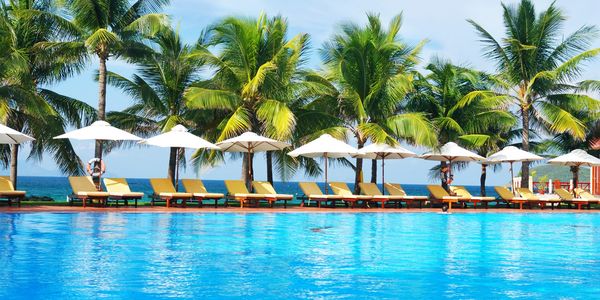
(0, 123), (35, 144)
(139, 125), (220, 190)
(548, 149), (600, 188)
(486, 146), (544, 194)
(420, 142), (485, 179)
(288, 134), (358, 193)
(216, 132), (290, 189)
(357, 143), (417, 194)
(54, 120), (142, 189)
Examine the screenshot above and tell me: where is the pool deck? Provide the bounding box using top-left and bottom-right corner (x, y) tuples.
(1, 206), (600, 213)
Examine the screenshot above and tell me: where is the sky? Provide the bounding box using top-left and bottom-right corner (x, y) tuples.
(12, 0), (600, 185)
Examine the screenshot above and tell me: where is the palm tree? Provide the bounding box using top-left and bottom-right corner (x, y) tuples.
(106, 24), (218, 185)
(65, 0), (169, 160)
(405, 58), (516, 190)
(321, 13), (436, 193)
(468, 0), (600, 187)
(0, 0), (96, 188)
(185, 13), (319, 186)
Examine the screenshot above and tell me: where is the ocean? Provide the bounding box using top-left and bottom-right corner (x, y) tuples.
(13, 176), (499, 203)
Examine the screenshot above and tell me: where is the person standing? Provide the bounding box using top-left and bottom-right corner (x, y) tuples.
(86, 158), (106, 191)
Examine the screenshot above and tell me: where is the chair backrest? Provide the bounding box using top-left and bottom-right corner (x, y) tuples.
(574, 188), (595, 199)
(149, 178), (176, 194)
(224, 180), (250, 194)
(252, 181), (277, 194)
(299, 182), (323, 196)
(450, 186), (472, 198)
(103, 178), (132, 193)
(181, 179), (208, 193)
(384, 183), (407, 196)
(69, 176), (97, 193)
(358, 183), (382, 196)
(517, 188), (538, 200)
(427, 185), (450, 199)
(329, 182), (353, 196)
(554, 188), (573, 200)
(0, 176), (15, 191)
(495, 186), (514, 200)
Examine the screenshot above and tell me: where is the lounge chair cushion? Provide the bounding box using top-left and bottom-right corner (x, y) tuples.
(450, 186), (495, 201)
(158, 192), (192, 198)
(384, 183), (408, 196)
(229, 193), (267, 199)
(108, 192), (145, 198)
(103, 178), (143, 198)
(69, 176), (108, 197)
(0, 177), (25, 196)
(516, 188), (539, 200)
(574, 188), (600, 201)
(427, 185), (464, 201)
(329, 182), (372, 200)
(252, 181), (293, 199)
(191, 192), (224, 199)
(74, 191), (110, 197)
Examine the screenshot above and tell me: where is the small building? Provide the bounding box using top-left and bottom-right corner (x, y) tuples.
(592, 139), (600, 194)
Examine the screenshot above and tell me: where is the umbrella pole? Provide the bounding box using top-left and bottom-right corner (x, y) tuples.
(247, 150), (252, 191)
(175, 148), (180, 192)
(381, 156), (385, 195)
(510, 161), (515, 195)
(324, 154), (328, 194)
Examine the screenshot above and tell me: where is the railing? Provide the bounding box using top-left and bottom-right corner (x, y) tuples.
(531, 181), (590, 193)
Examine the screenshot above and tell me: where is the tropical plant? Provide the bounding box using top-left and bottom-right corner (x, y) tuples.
(185, 13), (322, 186)
(467, 0), (600, 187)
(64, 0), (169, 159)
(106, 24), (219, 185)
(0, 0), (96, 188)
(321, 13), (436, 193)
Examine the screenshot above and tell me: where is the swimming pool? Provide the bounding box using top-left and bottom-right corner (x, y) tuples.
(1, 213), (599, 299)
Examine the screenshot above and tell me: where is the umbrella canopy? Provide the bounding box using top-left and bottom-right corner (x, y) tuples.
(420, 142), (485, 162)
(548, 149), (600, 190)
(288, 134), (358, 193)
(486, 146), (544, 194)
(547, 149), (600, 167)
(140, 125), (220, 190)
(357, 143), (416, 194)
(217, 132), (290, 189)
(140, 125), (219, 150)
(0, 123), (35, 144)
(54, 120), (142, 141)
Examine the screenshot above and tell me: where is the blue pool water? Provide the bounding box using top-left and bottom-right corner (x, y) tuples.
(1, 213), (599, 299)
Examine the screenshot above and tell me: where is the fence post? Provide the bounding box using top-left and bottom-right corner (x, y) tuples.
(548, 178), (553, 194)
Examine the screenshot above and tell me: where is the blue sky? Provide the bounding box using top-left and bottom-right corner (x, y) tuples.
(13, 0), (600, 185)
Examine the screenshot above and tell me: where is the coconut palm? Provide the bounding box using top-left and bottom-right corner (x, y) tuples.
(321, 13), (437, 193)
(185, 13), (322, 186)
(0, 0), (96, 188)
(64, 0), (169, 160)
(106, 25), (219, 185)
(467, 0), (600, 187)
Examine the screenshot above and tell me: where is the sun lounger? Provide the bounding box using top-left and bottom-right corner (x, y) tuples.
(298, 182), (344, 208)
(555, 188), (589, 210)
(383, 183), (428, 208)
(103, 178), (143, 207)
(68, 176), (110, 208)
(450, 186), (496, 209)
(516, 188), (555, 209)
(149, 178), (193, 208)
(329, 182), (373, 208)
(426, 185), (463, 210)
(224, 180), (270, 208)
(181, 179), (224, 208)
(574, 188), (600, 203)
(0, 176), (25, 207)
(495, 186), (529, 209)
(252, 181), (292, 208)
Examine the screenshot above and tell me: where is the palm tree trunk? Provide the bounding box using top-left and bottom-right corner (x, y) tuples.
(242, 153), (254, 189)
(266, 151), (273, 184)
(370, 159), (377, 183)
(354, 140), (365, 194)
(521, 106), (530, 188)
(95, 53), (108, 160)
(168, 147), (177, 186)
(480, 164), (487, 196)
(9, 144), (18, 189)
(571, 166), (579, 190)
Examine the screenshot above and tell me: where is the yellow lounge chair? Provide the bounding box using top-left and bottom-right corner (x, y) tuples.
(103, 178), (144, 207)
(450, 186), (497, 209)
(329, 182), (373, 208)
(181, 179), (224, 208)
(495, 186), (529, 209)
(149, 178), (192, 208)
(516, 188), (554, 209)
(555, 188), (589, 210)
(574, 188), (600, 203)
(224, 180), (269, 208)
(0, 176), (25, 207)
(298, 182), (343, 208)
(252, 181), (292, 208)
(69, 176), (110, 208)
(383, 183), (428, 208)
(426, 185), (463, 210)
